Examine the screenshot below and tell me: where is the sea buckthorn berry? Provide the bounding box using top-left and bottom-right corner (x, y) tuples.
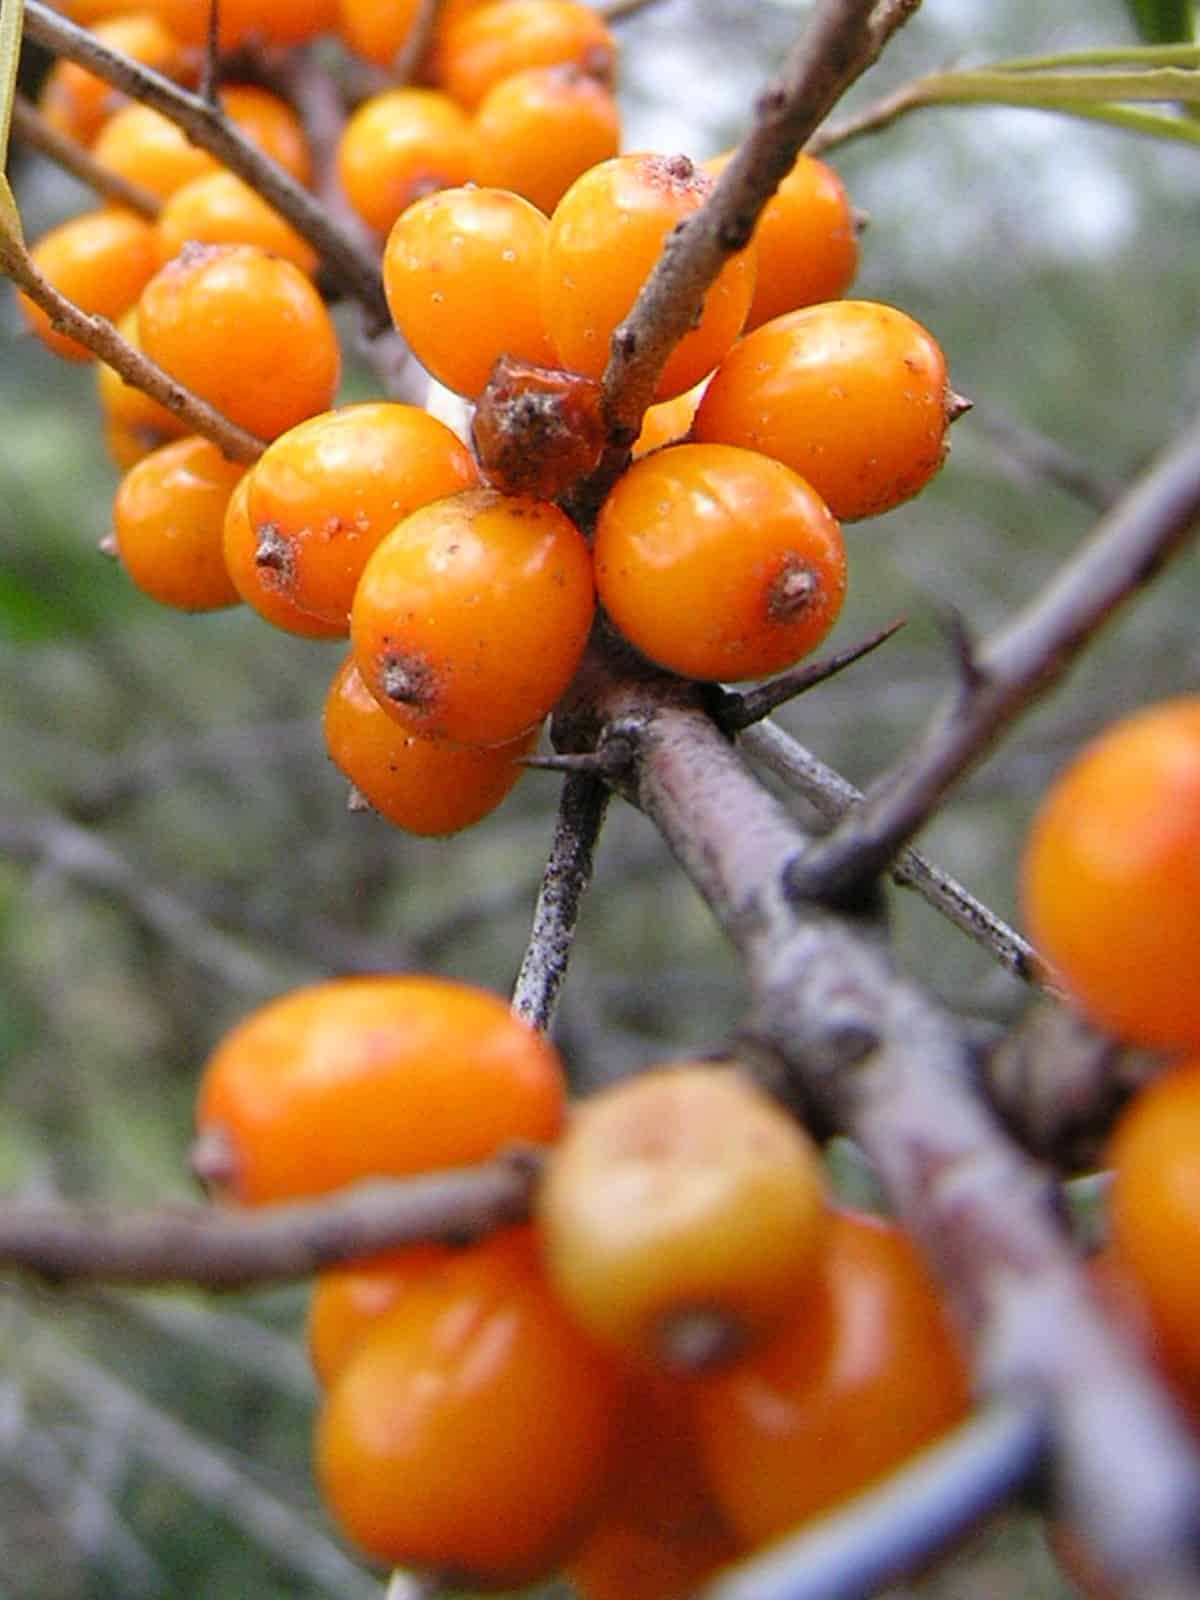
(695, 1208), (970, 1544)
(594, 443), (846, 683)
(693, 300), (954, 521)
(93, 104), (219, 201)
(1022, 699), (1200, 1049)
(705, 150), (858, 330)
(308, 1243), (453, 1387)
(146, 0), (337, 49)
(106, 417), (156, 470)
(632, 382), (705, 458)
(569, 1375), (742, 1600)
(538, 1063), (829, 1369)
(336, 89), (478, 237)
(112, 435), (243, 610)
(193, 976), (566, 1205)
(541, 154), (756, 403)
(138, 243), (340, 441)
(18, 208), (159, 362)
(154, 171), (319, 276)
(1108, 1060), (1200, 1401)
(383, 186), (555, 398)
(324, 658), (537, 834)
(217, 84), (314, 187)
(337, 0), (422, 65)
(97, 308), (189, 450)
(240, 404), (478, 632)
(315, 1227), (624, 1586)
(222, 475), (343, 639)
(473, 65), (621, 216)
(38, 13), (189, 147)
(351, 487), (594, 748)
(436, 0), (616, 110)
(472, 357), (606, 498)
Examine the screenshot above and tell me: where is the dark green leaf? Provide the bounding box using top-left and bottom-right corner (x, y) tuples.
(1125, 0), (1195, 43)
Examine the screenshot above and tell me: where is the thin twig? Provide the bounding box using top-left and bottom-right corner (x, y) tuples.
(392, 0), (440, 82)
(21, 0), (390, 329)
(0, 1154), (539, 1289)
(511, 773), (611, 1031)
(11, 92), (160, 217)
(720, 620), (906, 731)
(594, 0), (664, 17)
(790, 408), (1200, 900)
(0, 235), (263, 462)
(970, 406), (1123, 514)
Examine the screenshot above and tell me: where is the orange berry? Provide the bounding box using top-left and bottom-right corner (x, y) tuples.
(93, 103), (219, 201)
(146, 0), (337, 49)
(217, 84), (314, 187)
(1022, 699), (1200, 1050)
(38, 13), (189, 147)
(695, 1208), (970, 1544)
(194, 976), (566, 1205)
(315, 1227), (623, 1586)
(351, 487), (594, 747)
(337, 0), (422, 65)
(18, 208), (159, 362)
(538, 1064), (828, 1369)
(222, 475), (343, 639)
(238, 403), (478, 632)
(632, 382), (705, 458)
(105, 416), (156, 470)
(383, 186), (555, 398)
(436, 0), (616, 110)
(154, 170), (319, 275)
(594, 443), (846, 682)
(541, 154), (756, 402)
(336, 88), (477, 237)
(706, 149), (858, 330)
(693, 300), (952, 521)
(473, 64), (621, 216)
(324, 657), (537, 834)
(308, 1243), (453, 1386)
(112, 434), (243, 610)
(97, 307), (189, 448)
(138, 243), (340, 441)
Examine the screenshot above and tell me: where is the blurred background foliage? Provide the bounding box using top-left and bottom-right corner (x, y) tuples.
(0, 0), (1196, 1593)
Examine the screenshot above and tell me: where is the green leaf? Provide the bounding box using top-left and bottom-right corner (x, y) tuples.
(0, 0), (23, 178)
(1125, 0), (1195, 43)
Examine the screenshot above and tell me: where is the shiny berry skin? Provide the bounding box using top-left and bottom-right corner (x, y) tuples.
(92, 104), (220, 201)
(351, 487), (594, 747)
(222, 475), (343, 639)
(138, 244), (340, 441)
(1022, 699), (1200, 1050)
(38, 13), (188, 147)
(337, 0), (422, 64)
(436, 0), (616, 110)
(538, 1063), (828, 1369)
(694, 301), (953, 521)
(193, 976), (566, 1205)
(146, 0), (338, 49)
(97, 307), (189, 450)
(695, 1208), (970, 1544)
(308, 1243), (453, 1387)
(632, 383), (705, 458)
(154, 171), (319, 276)
(541, 154), (756, 402)
(324, 658), (536, 834)
(473, 65), (621, 216)
(594, 443), (846, 682)
(239, 404), (478, 632)
(18, 209), (159, 362)
(213, 85), (315, 187)
(112, 435), (243, 610)
(315, 1227), (623, 1586)
(336, 89), (478, 237)
(706, 149), (858, 331)
(383, 186), (555, 398)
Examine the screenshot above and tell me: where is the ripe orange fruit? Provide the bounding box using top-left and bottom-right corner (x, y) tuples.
(351, 487), (594, 747)
(541, 154), (756, 402)
(594, 443), (846, 682)
(336, 88), (478, 237)
(154, 171), (319, 275)
(1022, 698), (1200, 1050)
(138, 243), (340, 441)
(92, 103), (220, 202)
(112, 434), (243, 610)
(337, 0), (423, 64)
(194, 976), (566, 1204)
(435, 0), (616, 110)
(538, 1064), (828, 1368)
(473, 64), (620, 216)
(217, 84), (314, 187)
(238, 403), (478, 632)
(146, 0), (337, 49)
(383, 186), (556, 398)
(315, 1227), (624, 1585)
(632, 382), (705, 458)
(97, 307), (189, 450)
(38, 13), (189, 147)
(19, 209), (159, 362)
(695, 1208), (970, 1544)
(308, 1243), (453, 1386)
(221, 474), (343, 639)
(693, 300), (952, 520)
(324, 657), (537, 834)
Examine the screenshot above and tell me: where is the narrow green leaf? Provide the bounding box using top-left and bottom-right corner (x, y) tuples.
(0, 171), (22, 246)
(0, 0), (23, 178)
(922, 66), (1200, 107)
(990, 43), (1200, 71)
(1125, 0), (1195, 44)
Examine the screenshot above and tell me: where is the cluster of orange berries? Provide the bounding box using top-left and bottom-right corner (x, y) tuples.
(1023, 698), (1200, 1430)
(16, 0), (963, 840)
(194, 973), (970, 1591)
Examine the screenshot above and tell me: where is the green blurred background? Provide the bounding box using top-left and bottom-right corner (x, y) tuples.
(0, 0), (1196, 1593)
